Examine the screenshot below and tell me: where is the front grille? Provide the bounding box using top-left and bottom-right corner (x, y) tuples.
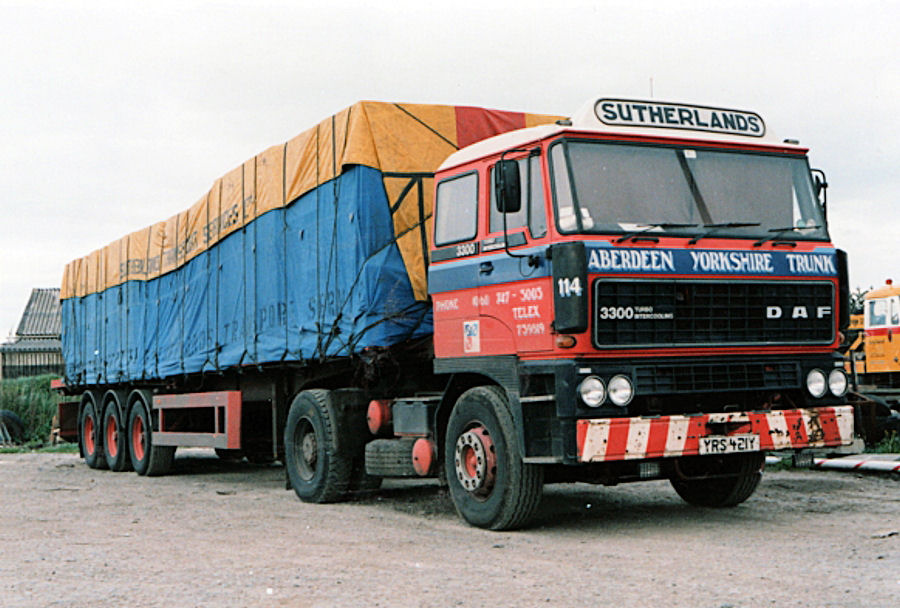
(633, 360), (799, 394)
(594, 279), (834, 348)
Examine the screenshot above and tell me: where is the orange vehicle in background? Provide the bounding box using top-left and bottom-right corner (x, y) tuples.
(847, 279), (900, 384)
(845, 279), (900, 441)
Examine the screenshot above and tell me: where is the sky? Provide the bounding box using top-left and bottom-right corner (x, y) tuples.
(1, 0), (897, 338)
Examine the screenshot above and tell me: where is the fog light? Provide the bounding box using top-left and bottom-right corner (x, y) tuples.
(578, 376), (606, 407)
(806, 369), (827, 398)
(608, 375), (634, 407)
(639, 461), (660, 478)
(828, 368), (848, 397)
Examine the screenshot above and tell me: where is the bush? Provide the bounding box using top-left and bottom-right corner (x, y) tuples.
(0, 374), (60, 444)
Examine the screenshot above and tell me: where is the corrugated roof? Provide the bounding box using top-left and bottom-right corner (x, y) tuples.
(15, 288), (61, 337)
(0, 337), (62, 353)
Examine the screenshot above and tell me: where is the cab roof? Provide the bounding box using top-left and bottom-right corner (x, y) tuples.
(438, 97), (807, 172)
(865, 281), (900, 300)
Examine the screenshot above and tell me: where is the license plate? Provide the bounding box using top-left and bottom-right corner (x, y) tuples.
(698, 434), (760, 455)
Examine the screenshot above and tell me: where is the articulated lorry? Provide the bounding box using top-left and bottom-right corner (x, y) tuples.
(57, 97), (855, 529)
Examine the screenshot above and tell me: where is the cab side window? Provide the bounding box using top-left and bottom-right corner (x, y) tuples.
(434, 172), (479, 246)
(868, 299), (888, 327)
(489, 155), (547, 239)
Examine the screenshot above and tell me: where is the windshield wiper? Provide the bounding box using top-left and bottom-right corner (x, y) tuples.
(753, 225), (823, 247)
(688, 222), (761, 245)
(616, 223), (699, 244)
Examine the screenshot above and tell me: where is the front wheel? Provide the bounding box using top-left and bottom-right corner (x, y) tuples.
(670, 452), (765, 507)
(444, 386), (543, 530)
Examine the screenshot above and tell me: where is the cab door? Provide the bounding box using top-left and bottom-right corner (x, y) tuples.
(479, 153), (553, 353)
(429, 170), (485, 358)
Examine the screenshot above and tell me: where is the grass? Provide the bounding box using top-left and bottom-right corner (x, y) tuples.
(0, 374), (60, 444)
(0, 442), (79, 454)
(865, 431), (900, 454)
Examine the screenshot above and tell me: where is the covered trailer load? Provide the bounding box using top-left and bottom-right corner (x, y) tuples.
(60, 102), (560, 383)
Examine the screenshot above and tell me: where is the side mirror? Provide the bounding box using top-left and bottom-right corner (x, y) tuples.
(811, 168), (828, 204)
(494, 159), (521, 214)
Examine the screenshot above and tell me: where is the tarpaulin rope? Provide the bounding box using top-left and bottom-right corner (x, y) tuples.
(392, 104), (458, 151)
(314, 172), (434, 359)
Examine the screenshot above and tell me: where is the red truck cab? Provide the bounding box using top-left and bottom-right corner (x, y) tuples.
(425, 98), (854, 527)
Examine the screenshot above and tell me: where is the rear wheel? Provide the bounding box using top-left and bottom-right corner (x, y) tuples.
(284, 390), (352, 503)
(444, 386), (543, 530)
(80, 400), (106, 470)
(103, 401), (132, 472)
(128, 401), (175, 476)
(670, 452), (765, 507)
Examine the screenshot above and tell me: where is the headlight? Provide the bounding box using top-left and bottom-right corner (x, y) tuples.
(828, 368), (848, 397)
(607, 375), (634, 407)
(578, 376), (606, 407)
(806, 369), (827, 398)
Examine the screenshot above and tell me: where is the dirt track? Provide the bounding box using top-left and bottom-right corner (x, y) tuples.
(1, 450), (897, 607)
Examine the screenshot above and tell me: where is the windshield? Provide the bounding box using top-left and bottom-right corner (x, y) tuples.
(550, 140), (828, 240)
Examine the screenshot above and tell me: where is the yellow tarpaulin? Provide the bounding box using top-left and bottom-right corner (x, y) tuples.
(61, 101), (562, 300)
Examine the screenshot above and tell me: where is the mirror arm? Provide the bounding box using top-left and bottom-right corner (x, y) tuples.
(498, 149), (540, 266)
(811, 168), (828, 219)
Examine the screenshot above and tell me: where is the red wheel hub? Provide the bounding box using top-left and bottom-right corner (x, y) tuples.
(454, 425), (497, 498)
(83, 414), (95, 455)
(106, 414), (118, 458)
(132, 414), (146, 462)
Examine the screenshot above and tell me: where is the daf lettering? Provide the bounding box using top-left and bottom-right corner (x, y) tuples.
(766, 305), (831, 319)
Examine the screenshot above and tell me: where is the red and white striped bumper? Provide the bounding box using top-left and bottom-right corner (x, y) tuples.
(576, 406), (855, 463)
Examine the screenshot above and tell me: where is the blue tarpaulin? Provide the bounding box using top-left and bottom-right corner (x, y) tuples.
(61, 166), (432, 385)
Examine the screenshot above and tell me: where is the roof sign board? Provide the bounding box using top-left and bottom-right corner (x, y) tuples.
(595, 99), (766, 138)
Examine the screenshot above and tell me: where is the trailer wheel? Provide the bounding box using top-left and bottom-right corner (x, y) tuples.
(80, 400), (107, 470)
(444, 386), (543, 530)
(103, 401), (132, 472)
(284, 389), (352, 503)
(128, 400), (175, 476)
(0, 409), (25, 444)
(670, 452), (765, 507)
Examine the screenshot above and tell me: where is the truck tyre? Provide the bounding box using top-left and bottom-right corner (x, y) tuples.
(214, 448), (244, 462)
(0, 409), (25, 444)
(245, 450), (277, 465)
(670, 452), (765, 507)
(364, 438), (418, 477)
(127, 400), (175, 476)
(284, 389), (352, 503)
(444, 386), (543, 530)
(349, 459), (383, 492)
(80, 400), (107, 470)
(102, 400), (132, 472)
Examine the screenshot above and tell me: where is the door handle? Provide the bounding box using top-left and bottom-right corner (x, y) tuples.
(479, 261), (494, 275)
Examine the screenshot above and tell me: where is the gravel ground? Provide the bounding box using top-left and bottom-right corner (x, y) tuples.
(1, 450), (897, 607)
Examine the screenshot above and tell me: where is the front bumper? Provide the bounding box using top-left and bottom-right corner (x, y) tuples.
(576, 406), (854, 463)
